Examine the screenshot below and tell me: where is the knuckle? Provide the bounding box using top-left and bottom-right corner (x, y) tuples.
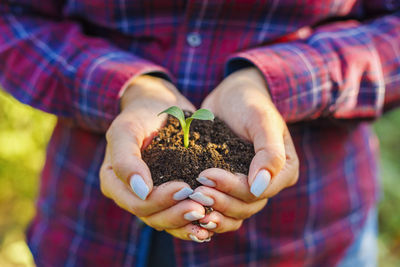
(289, 169), (300, 187)
(169, 220), (182, 229)
(150, 195), (170, 212)
(243, 193), (258, 203)
(99, 169), (111, 198)
(221, 180), (235, 195)
(105, 127), (114, 143)
(270, 150), (286, 169)
(152, 196), (165, 208)
(185, 201), (204, 213)
(238, 207), (254, 220)
(99, 179), (109, 198)
(232, 220), (243, 231)
(215, 198), (229, 215)
(287, 156), (300, 187)
(129, 201), (150, 217)
(292, 151), (300, 166)
(236, 220), (244, 231)
(112, 157), (133, 180)
(156, 214), (181, 229)
(235, 213), (248, 221)
(215, 223), (226, 233)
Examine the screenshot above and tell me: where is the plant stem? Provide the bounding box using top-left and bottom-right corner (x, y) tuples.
(183, 118), (193, 148)
(183, 130), (189, 148)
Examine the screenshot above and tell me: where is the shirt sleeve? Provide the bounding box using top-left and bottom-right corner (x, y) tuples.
(226, 4), (400, 123)
(0, 2), (171, 132)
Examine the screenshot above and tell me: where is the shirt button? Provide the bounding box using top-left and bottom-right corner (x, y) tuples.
(186, 32), (202, 47)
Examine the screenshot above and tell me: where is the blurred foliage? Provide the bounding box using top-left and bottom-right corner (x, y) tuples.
(0, 88), (399, 266)
(374, 109), (400, 266)
(0, 89), (56, 266)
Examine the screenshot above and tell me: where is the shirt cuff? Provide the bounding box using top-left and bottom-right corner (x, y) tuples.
(225, 44), (332, 123)
(73, 51), (172, 132)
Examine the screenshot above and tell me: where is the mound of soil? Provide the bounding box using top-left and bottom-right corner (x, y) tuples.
(142, 111), (255, 188)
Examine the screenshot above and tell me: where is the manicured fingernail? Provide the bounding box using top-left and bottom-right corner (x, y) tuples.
(189, 192), (214, 206)
(199, 221), (217, 230)
(130, 174), (149, 200)
(173, 187), (194, 201)
(184, 211), (205, 221)
(204, 237), (212, 242)
(250, 169), (271, 197)
(196, 176), (216, 187)
(189, 234), (205, 243)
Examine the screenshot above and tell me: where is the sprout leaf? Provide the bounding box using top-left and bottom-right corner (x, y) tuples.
(158, 106), (186, 127)
(158, 106), (215, 148)
(191, 109), (215, 121)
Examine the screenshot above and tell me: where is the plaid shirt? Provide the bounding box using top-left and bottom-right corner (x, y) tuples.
(1, 0), (400, 266)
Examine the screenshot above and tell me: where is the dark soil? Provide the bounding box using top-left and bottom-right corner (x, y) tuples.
(142, 111), (255, 188)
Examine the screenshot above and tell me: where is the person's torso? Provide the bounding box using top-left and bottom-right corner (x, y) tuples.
(58, 0), (389, 106)
(27, 1), (383, 266)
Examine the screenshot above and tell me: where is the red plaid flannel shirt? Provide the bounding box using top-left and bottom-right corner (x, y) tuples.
(1, 0), (399, 266)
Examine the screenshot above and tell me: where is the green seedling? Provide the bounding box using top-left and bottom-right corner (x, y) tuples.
(158, 106), (214, 148)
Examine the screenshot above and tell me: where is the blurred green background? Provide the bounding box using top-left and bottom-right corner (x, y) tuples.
(0, 88), (399, 266)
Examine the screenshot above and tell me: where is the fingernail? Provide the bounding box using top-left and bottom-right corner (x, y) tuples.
(173, 187), (194, 201)
(199, 221), (217, 230)
(189, 234), (205, 243)
(196, 176), (216, 187)
(184, 211), (205, 221)
(130, 174), (150, 200)
(189, 192), (214, 206)
(204, 237), (212, 242)
(250, 169), (271, 197)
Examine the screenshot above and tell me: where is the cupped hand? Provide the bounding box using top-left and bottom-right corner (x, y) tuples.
(194, 67), (299, 233)
(99, 75), (212, 242)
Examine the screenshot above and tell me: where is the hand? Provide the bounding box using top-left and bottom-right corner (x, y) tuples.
(194, 67), (299, 233)
(100, 75), (213, 242)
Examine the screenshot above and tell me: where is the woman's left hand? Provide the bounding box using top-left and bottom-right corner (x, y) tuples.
(194, 67), (299, 234)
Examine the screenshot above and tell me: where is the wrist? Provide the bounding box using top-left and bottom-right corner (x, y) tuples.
(225, 67), (272, 100)
(120, 74), (178, 111)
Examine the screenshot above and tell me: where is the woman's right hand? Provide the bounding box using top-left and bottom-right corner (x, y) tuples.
(99, 75), (213, 242)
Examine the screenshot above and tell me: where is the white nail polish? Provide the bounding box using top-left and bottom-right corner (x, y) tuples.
(184, 211), (205, 221)
(189, 234), (205, 243)
(204, 237), (212, 242)
(196, 177), (216, 187)
(250, 169), (271, 197)
(199, 221), (217, 230)
(130, 174), (150, 200)
(189, 192), (214, 206)
(173, 187), (194, 201)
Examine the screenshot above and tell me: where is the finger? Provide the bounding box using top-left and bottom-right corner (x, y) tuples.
(197, 168), (257, 202)
(190, 186), (268, 220)
(198, 210), (243, 234)
(106, 117), (153, 200)
(247, 106), (286, 197)
(142, 182), (194, 216)
(141, 199), (206, 230)
(166, 224), (213, 242)
(100, 155), (194, 217)
(100, 159), (145, 213)
(261, 128), (299, 198)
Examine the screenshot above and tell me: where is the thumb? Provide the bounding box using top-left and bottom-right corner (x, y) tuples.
(106, 118), (154, 200)
(247, 118), (286, 198)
